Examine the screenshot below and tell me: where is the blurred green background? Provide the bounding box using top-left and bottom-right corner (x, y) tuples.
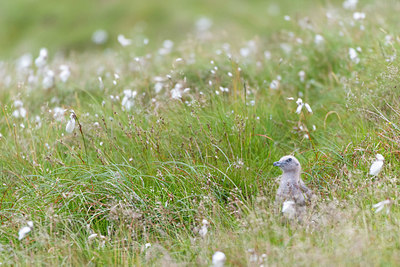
(0, 0), (343, 59)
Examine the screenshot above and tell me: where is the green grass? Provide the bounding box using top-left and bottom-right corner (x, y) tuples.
(1, 0), (400, 265)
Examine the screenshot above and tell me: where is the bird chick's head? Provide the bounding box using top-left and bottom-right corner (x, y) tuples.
(376, 154), (384, 161)
(273, 155), (301, 173)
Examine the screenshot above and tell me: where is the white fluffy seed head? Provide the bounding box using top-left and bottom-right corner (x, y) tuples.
(282, 200), (295, 213)
(18, 226), (32, 241)
(118, 34), (132, 47)
(296, 103), (304, 114)
(66, 116), (76, 133)
(373, 199), (391, 214)
(212, 251), (226, 267)
(304, 103), (313, 113)
(88, 233), (98, 241)
(369, 155), (384, 176)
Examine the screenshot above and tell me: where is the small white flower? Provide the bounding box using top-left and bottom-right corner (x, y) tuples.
(121, 89), (137, 111)
(270, 80), (279, 90)
(66, 113), (76, 133)
(385, 35), (393, 45)
(199, 225), (207, 237)
(212, 251), (226, 267)
(18, 227), (31, 241)
(98, 77), (104, 90)
(14, 100), (23, 108)
(199, 219), (209, 238)
(35, 48), (48, 68)
(298, 70), (306, 82)
(369, 154), (384, 176)
(343, 0), (358, 10)
(154, 82), (163, 93)
(284, 15), (291, 21)
(35, 115), (42, 129)
(280, 43), (292, 54)
(240, 47), (251, 58)
(248, 249), (258, 263)
(59, 65), (71, 83)
(154, 76), (164, 82)
(163, 40), (174, 49)
(195, 17), (213, 32)
(219, 86), (229, 93)
(118, 34), (132, 47)
(12, 100), (27, 118)
(42, 70), (55, 89)
(282, 201), (295, 213)
(16, 53), (32, 70)
(282, 200), (296, 219)
(353, 12), (365, 20)
(373, 199), (391, 214)
(314, 34), (325, 46)
(88, 233), (98, 241)
(171, 83), (184, 99)
(16, 108), (25, 118)
(92, 29), (108, 45)
(28, 72), (38, 85)
(159, 40), (174, 55)
(264, 50), (271, 60)
(349, 48), (360, 64)
(296, 98), (304, 114)
(145, 243), (151, 249)
(53, 107), (65, 121)
(18, 221), (33, 241)
(304, 103), (313, 113)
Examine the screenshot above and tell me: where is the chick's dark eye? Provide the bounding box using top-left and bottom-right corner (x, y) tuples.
(287, 158), (292, 162)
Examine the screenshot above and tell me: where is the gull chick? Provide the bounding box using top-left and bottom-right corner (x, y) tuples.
(369, 154), (384, 176)
(273, 155), (313, 216)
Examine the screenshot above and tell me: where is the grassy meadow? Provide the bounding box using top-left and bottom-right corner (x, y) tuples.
(1, 0), (400, 265)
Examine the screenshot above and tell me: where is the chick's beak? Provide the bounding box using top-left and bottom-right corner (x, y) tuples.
(273, 161), (281, 167)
